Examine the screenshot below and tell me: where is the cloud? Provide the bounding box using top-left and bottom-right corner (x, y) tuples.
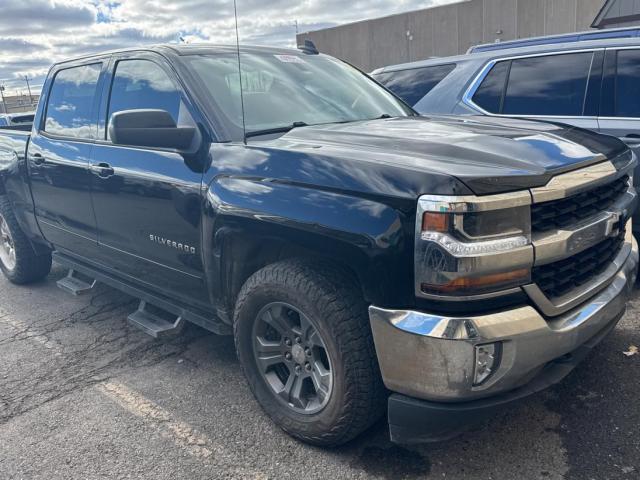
(0, 0), (456, 95)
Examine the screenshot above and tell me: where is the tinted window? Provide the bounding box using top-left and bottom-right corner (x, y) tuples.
(502, 53), (593, 116)
(374, 64), (456, 106)
(472, 61), (510, 113)
(107, 59), (191, 140)
(44, 63), (101, 139)
(614, 49), (640, 118)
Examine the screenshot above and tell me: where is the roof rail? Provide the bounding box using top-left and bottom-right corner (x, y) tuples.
(467, 26), (640, 54)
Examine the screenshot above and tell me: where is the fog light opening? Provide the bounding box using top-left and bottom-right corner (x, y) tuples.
(473, 342), (502, 386)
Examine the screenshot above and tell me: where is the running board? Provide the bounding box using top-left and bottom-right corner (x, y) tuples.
(52, 251), (232, 336)
(128, 301), (186, 339)
(57, 269), (97, 296)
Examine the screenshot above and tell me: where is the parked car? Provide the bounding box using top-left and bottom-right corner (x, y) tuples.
(372, 37), (640, 235)
(0, 112), (35, 130)
(0, 44), (637, 446)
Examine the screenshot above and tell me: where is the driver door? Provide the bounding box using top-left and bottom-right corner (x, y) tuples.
(89, 53), (208, 304)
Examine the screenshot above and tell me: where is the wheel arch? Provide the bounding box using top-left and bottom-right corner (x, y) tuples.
(203, 177), (416, 318)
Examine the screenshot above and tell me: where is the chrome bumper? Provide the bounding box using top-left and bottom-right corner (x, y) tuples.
(369, 235), (638, 402)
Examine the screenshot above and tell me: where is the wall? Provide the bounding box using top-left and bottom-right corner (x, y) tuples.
(297, 0), (605, 71)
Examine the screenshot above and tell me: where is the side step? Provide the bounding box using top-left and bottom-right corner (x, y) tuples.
(128, 301), (186, 339)
(57, 269), (97, 296)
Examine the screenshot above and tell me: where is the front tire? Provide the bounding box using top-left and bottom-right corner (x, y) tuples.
(0, 196), (51, 284)
(234, 260), (386, 447)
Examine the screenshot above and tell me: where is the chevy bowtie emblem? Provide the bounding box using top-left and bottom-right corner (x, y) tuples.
(604, 212), (621, 238)
(149, 235), (196, 254)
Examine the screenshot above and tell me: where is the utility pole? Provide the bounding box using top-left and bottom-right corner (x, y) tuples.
(24, 75), (33, 105)
(294, 20), (299, 35)
(0, 84), (6, 114)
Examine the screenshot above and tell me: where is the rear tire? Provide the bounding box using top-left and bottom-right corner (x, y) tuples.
(0, 196), (51, 284)
(234, 259), (386, 447)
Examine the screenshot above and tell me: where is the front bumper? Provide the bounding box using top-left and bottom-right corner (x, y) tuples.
(369, 235), (638, 443)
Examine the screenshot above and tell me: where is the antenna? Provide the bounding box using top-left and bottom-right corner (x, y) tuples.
(233, 0), (247, 144)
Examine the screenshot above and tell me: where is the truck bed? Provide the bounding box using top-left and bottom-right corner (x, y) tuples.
(0, 129), (30, 166)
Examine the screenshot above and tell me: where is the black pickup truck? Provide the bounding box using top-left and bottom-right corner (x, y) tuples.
(0, 44), (637, 446)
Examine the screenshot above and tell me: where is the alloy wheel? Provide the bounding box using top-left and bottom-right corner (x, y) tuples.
(251, 302), (333, 415)
(0, 214), (16, 271)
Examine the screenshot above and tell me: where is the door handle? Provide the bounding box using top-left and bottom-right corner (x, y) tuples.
(90, 163), (115, 178)
(30, 153), (46, 165)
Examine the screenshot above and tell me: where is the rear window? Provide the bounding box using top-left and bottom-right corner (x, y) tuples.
(614, 49), (640, 118)
(374, 64), (456, 106)
(44, 63), (101, 139)
(472, 52), (594, 116)
(10, 114), (34, 125)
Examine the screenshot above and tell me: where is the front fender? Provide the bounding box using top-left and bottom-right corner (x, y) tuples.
(203, 176), (415, 313)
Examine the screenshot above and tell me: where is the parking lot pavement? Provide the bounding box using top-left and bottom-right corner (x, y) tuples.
(0, 264), (638, 480)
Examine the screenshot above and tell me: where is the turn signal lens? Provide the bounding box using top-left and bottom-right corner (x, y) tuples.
(422, 212), (450, 232)
(421, 269), (530, 295)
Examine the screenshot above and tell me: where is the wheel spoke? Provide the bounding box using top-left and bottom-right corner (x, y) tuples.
(289, 375), (305, 409)
(310, 361), (331, 400)
(254, 336), (281, 356)
(261, 307), (290, 335)
(299, 314), (314, 342)
(308, 330), (324, 348)
(254, 338), (284, 373)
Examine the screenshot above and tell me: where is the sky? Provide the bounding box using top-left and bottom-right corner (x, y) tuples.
(0, 0), (456, 96)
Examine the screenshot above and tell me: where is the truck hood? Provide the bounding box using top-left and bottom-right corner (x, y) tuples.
(274, 115), (628, 195)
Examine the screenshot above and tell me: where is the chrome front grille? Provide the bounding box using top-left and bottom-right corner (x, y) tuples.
(526, 156), (637, 317)
(532, 227), (626, 300)
(531, 175), (629, 232)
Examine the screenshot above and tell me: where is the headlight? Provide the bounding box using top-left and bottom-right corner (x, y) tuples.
(415, 192), (534, 299)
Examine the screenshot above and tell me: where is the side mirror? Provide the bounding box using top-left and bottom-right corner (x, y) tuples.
(109, 109), (198, 151)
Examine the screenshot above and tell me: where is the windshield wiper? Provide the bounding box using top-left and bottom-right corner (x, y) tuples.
(245, 121), (309, 139)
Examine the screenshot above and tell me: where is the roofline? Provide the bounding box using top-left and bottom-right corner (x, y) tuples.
(298, 0), (472, 36)
(373, 36), (640, 73)
(51, 43), (305, 68)
(468, 25), (640, 53)
(592, 0), (614, 28)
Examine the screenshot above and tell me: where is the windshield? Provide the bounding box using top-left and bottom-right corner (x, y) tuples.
(184, 51), (413, 139)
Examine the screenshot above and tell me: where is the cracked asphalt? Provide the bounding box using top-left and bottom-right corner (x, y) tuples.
(0, 264), (639, 480)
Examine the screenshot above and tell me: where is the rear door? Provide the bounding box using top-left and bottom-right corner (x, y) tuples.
(467, 50), (602, 131)
(89, 52), (208, 304)
(27, 61), (105, 257)
(598, 47), (640, 153)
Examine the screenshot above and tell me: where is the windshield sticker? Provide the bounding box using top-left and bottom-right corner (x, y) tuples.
(274, 54), (306, 64)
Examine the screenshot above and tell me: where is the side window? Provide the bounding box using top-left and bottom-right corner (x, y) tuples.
(472, 61), (510, 113)
(502, 53), (593, 116)
(44, 63), (101, 139)
(374, 64), (456, 106)
(614, 49), (640, 118)
(107, 59), (193, 140)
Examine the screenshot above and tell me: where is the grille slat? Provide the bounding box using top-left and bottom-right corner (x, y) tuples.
(532, 229), (625, 300)
(531, 176), (628, 232)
